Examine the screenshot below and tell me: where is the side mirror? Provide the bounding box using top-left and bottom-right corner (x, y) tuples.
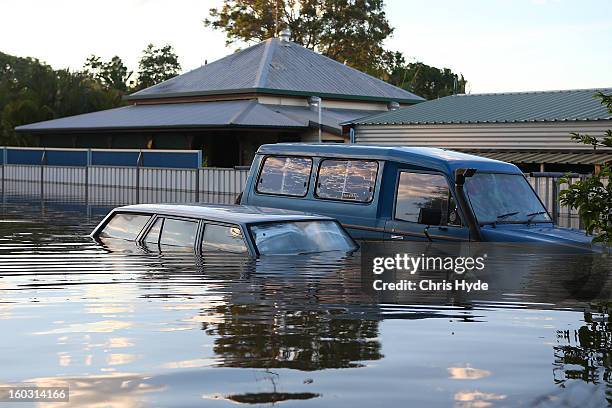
(418, 207), (442, 226)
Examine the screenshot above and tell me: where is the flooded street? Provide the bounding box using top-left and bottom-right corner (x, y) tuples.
(0, 200), (610, 407)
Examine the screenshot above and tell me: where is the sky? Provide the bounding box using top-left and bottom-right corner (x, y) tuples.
(1, 0), (610, 93)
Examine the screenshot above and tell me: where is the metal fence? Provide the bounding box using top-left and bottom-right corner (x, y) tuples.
(1, 163), (248, 206)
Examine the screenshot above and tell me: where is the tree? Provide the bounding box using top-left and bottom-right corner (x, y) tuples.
(205, 0), (394, 76)
(83, 55), (132, 92)
(0, 51), (123, 146)
(384, 52), (467, 100)
(559, 92), (612, 246)
(135, 44), (181, 90)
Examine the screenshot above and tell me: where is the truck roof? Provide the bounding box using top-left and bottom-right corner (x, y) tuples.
(114, 203), (333, 224)
(257, 143), (521, 174)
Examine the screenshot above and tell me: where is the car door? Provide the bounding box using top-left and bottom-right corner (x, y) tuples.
(384, 170), (469, 242)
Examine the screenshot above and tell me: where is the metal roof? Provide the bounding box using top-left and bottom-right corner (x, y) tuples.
(257, 143), (521, 174)
(114, 204), (333, 224)
(464, 150), (612, 165)
(15, 100), (373, 134)
(127, 38), (424, 104)
(350, 88), (612, 125)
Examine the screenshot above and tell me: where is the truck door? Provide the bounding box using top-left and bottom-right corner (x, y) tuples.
(384, 170), (470, 242)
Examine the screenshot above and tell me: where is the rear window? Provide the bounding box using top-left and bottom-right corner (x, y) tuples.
(256, 156), (312, 197)
(100, 213), (150, 240)
(316, 159), (378, 202)
(250, 221), (356, 255)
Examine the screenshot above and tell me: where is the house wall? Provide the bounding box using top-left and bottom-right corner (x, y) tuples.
(354, 120), (612, 150)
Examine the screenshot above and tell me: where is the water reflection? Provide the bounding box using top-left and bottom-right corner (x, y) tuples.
(0, 201), (611, 407)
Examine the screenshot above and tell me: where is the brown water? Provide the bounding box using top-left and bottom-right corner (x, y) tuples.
(0, 200), (610, 407)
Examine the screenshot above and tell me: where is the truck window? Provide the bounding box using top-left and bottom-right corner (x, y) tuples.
(316, 159), (378, 202)
(395, 172), (460, 226)
(256, 156), (312, 197)
(158, 218), (199, 247)
(202, 224), (248, 254)
(99, 213), (151, 240)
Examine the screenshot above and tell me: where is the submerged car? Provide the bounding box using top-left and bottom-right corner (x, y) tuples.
(239, 143), (596, 250)
(91, 204), (358, 257)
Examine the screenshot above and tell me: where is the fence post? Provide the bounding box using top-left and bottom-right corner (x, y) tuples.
(1, 147), (5, 199)
(85, 149), (91, 205)
(136, 151), (143, 204)
(551, 178), (559, 225)
(40, 149), (47, 201)
(195, 168), (200, 202)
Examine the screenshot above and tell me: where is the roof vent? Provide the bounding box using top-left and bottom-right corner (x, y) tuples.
(279, 28), (291, 43)
(387, 101), (400, 111)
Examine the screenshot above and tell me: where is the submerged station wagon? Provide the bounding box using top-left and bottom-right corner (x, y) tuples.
(240, 143), (595, 249)
(91, 204), (357, 257)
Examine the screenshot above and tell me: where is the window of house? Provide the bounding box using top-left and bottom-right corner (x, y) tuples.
(202, 224), (248, 254)
(394, 172), (461, 226)
(316, 159), (378, 202)
(100, 213), (151, 240)
(256, 156), (312, 197)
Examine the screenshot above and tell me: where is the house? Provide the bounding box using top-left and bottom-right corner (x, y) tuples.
(14, 30), (423, 167)
(345, 88), (612, 173)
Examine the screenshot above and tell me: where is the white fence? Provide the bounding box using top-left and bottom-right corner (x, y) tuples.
(0, 164), (248, 205)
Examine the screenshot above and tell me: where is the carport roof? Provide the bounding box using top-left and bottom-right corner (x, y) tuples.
(15, 100), (373, 135)
(348, 88), (612, 125)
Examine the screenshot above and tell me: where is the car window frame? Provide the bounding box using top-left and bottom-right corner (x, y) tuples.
(255, 155), (313, 198)
(138, 214), (203, 251)
(392, 170), (465, 227)
(314, 158), (379, 204)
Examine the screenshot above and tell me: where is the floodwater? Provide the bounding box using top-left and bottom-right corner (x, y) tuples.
(0, 200), (610, 407)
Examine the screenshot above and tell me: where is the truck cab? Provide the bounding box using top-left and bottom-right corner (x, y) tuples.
(240, 143), (595, 249)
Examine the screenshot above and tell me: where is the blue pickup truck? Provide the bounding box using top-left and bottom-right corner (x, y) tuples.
(239, 143), (595, 249)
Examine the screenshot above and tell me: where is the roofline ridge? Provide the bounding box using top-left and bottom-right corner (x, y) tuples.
(456, 87), (612, 97)
(254, 38), (276, 88)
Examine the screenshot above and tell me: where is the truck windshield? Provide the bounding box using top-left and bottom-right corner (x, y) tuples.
(250, 221), (357, 255)
(464, 173), (551, 225)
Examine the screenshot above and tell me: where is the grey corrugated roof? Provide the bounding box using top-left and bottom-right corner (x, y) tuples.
(15, 100), (373, 134)
(350, 88), (612, 125)
(128, 38), (423, 104)
(464, 150), (612, 165)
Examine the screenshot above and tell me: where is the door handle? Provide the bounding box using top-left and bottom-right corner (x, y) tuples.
(390, 235), (404, 240)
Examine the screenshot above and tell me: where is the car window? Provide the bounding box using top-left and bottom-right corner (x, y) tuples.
(316, 159), (378, 202)
(250, 221), (356, 255)
(395, 172), (460, 226)
(99, 213), (151, 240)
(158, 218), (199, 247)
(202, 224), (248, 254)
(256, 156), (312, 197)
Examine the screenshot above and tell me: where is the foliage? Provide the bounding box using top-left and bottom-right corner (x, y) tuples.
(0, 52), (123, 146)
(206, 0), (392, 77)
(559, 92), (612, 246)
(1, 43), (182, 145)
(135, 44), (181, 90)
(383, 52), (467, 100)
(84, 55), (133, 92)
